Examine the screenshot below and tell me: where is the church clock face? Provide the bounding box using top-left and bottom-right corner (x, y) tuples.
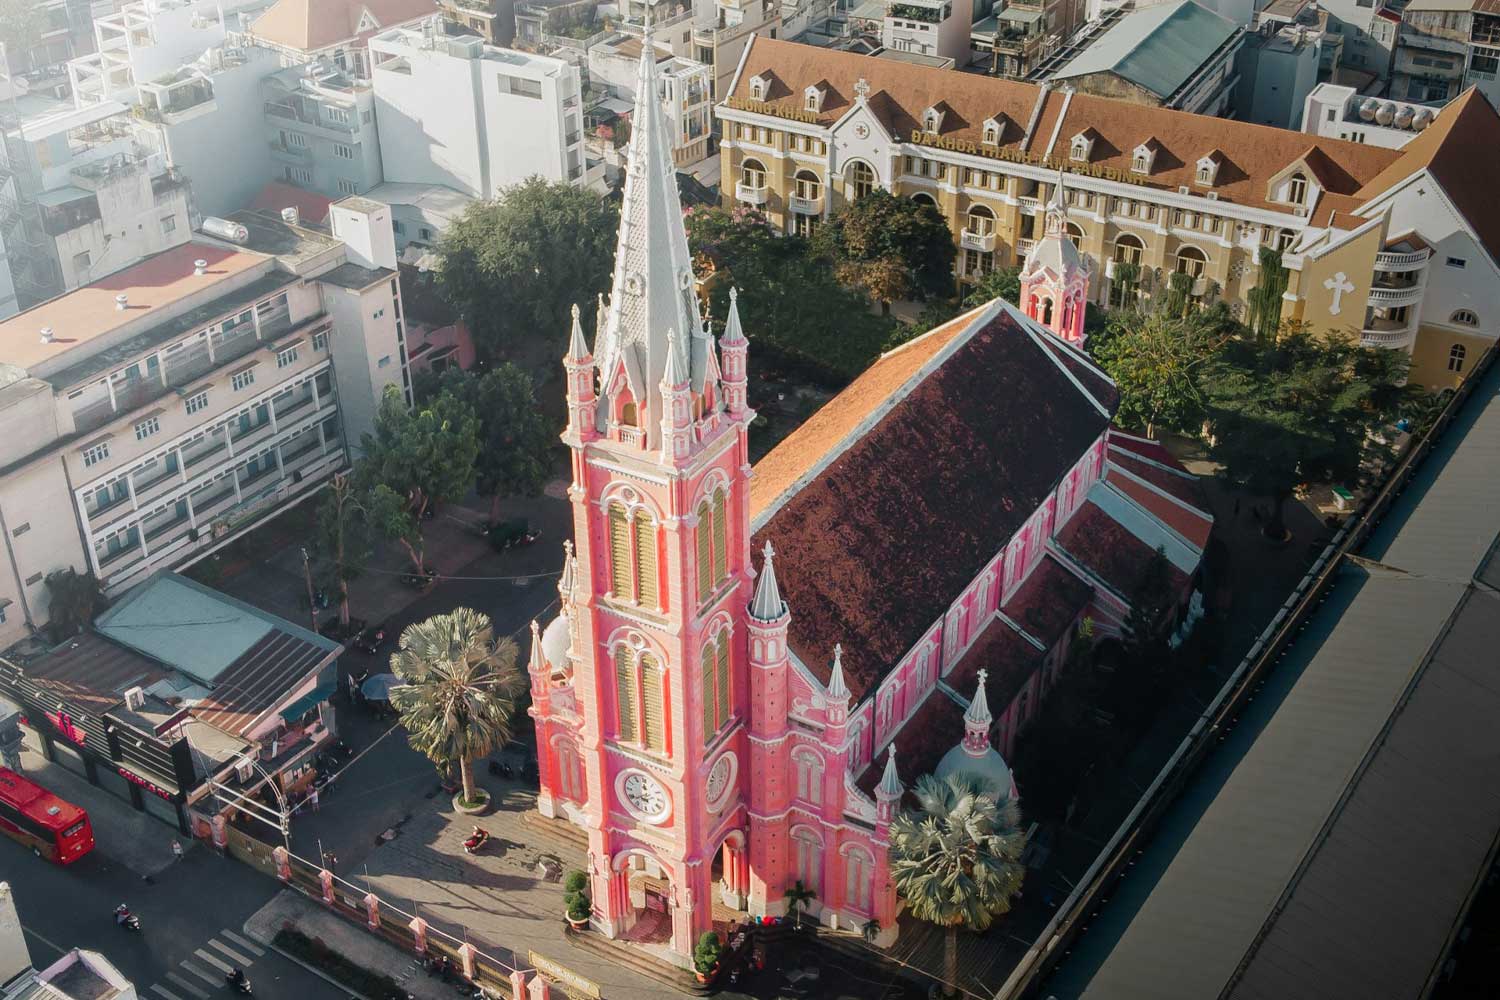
(618, 769), (671, 824)
(705, 752), (737, 812)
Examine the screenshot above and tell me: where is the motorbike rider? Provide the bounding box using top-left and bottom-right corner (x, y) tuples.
(227, 968), (247, 986)
(114, 904), (131, 925)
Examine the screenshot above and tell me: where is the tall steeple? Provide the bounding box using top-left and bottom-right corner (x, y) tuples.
(961, 668), (993, 756)
(593, 2), (708, 449)
(750, 540), (785, 621)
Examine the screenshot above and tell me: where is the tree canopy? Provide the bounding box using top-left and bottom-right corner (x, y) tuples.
(962, 266), (1022, 309)
(43, 568), (105, 643)
(421, 366), (556, 524)
(436, 179), (618, 361)
(312, 473), (380, 627)
(685, 206), (898, 381)
(1088, 308), (1234, 437)
(1204, 327), (1412, 538)
(811, 190), (957, 307)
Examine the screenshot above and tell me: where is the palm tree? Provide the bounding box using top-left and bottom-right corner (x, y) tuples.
(389, 608), (523, 806)
(889, 773), (1027, 998)
(783, 880), (817, 929)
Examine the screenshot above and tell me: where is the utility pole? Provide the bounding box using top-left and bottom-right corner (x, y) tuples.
(301, 546), (318, 633)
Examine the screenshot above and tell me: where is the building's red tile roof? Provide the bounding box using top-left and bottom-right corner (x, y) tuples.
(1056, 500), (1190, 598)
(947, 616), (1045, 723)
(854, 691), (968, 798)
(1105, 468), (1212, 551)
(248, 0), (434, 50)
(751, 307), (1114, 700)
(1001, 555), (1096, 649)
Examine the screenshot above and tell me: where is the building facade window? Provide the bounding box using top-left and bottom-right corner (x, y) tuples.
(614, 646), (667, 752)
(186, 391), (209, 414)
(277, 346), (299, 368)
(847, 161), (875, 200)
(701, 627), (732, 741)
(1451, 309), (1479, 326)
(161, 215), (177, 236)
(337, 178), (357, 195)
(1449, 343), (1468, 372)
(1175, 246), (1208, 278)
(793, 751), (823, 805)
(792, 828), (823, 894)
(607, 502), (658, 608)
(844, 847), (873, 912)
(695, 488), (730, 604)
(82, 442), (110, 467)
(134, 417), (160, 441)
(741, 158), (766, 193)
(313, 330), (329, 351)
(1287, 172), (1308, 205)
(231, 369), (256, 391)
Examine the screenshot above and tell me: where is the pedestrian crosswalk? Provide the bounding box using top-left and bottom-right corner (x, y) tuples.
(148, 928), (265, 1000)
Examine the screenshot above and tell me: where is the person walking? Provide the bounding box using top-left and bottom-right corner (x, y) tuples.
(170, 839), (184, 862)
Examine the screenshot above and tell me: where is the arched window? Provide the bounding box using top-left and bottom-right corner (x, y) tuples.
(843, 847), (874, 912)
(619, 398), (638, 427)
(1449, 343), (1468, 372)
(847, 161), (875, 200)
(607, 502), (658, 608)
(554, 738), (584, 802)
(1175, 245), (1208, 278)
(1113, 234), (1144, 264)
(1276, 228), (1296, 252)
(912, 192), (938, 209)
(982, 118), (1000, 145)
(793, 750), (823, 805)
(701, 627), (732, 741)
(1451, 309), (1479, 326)
(793, 170), (821, 201)
(614, 645), (637, 741)
(1287, 172), (1308, 205)
(749, 76), (766, 101)
(617, 648), (666, 751)
(1066, 222), (1084, 249)
(967, 204), (995, 236)
(792, 828), (823, 893)
(695, 488), (729, 605)
(741, 158), (766, 191)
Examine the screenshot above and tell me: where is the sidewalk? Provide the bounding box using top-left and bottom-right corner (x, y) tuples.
(243, 889), (449, 1000)
(17, 733), (192, 878)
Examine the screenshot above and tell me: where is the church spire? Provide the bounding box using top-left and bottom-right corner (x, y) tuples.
(750, 540), (786, 621)
(567, 303), (591, 362)
(719, 286), (750, 418)
(826, 643), (849, 701)
(592, 0), (706, 450)
(962, 669), (993, 756)
(877, 744), (903, 800)
(1044, 164), (1068, 237)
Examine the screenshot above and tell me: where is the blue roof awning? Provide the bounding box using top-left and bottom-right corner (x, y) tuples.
(278, 681), (336, 723)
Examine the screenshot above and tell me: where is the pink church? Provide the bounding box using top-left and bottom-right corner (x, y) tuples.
(526, 18), (1213, 966)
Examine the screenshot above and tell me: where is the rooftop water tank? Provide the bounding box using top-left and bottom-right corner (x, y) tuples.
(1359, 97), (1380, 121)
(1394, 105), (1414, 129)
(1413, 107), (1435, 130)
(1375, 102), (1396, 126)
(201, 217), (249, 244)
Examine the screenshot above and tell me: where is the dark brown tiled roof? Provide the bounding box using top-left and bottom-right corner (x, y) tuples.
(1056, 500), (1189, 598)
(193, 631), (333, 737)
(752, 307), (1114, 699)
(26, 632), (167, 716)
(947, 617), (1044, 723)
(1002, 556), (1095, 649)
(854, 691), (968, 798)
(730, 38), (1403, 216)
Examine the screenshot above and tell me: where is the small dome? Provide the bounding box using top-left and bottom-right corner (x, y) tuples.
(540, 611), (571, 668)
(934, 743), (1015, 801)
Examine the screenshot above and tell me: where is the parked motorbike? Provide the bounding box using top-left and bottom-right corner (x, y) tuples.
(113, 905), (140, 932)
(487, 519), (541, 553)
(462, 828), (490, 855)
(353, 623), (388, 656)
(225, 968), (253, 994)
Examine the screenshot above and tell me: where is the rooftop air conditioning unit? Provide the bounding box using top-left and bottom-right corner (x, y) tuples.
(1178, 185), (1190, 194)
(123, 686), (145, 710)
(234, 756), (255, 782)
(1205, 191), (1219, 200)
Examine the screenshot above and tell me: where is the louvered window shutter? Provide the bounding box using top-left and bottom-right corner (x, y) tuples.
(608, 504), (631, 599)
(696, 501), (713, 604)
(716, 629), (731, 725)
(635, 510), (658, 608)
(615, 646), (637, 742)
(712, 490), (728, 585)
(701, 641), (716, 743)
(642, 655), (666, 753)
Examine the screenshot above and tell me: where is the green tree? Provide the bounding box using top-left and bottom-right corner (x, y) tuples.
(0, 0), (46, 74)
(782, 880), (817, 929)
(43, 568), (105, 642)
(1245, 248), (1289, 341)
(890, 773), (1027, 998)
(436, 179), (618, 361)
(312, 473), (379, 627)
(1088, 310), (1232, 437)
(811, 189), (957, 311)
(389, 608), (523, 806)
(356, 385), (480, 571)
(423, 366), (555, 525)
(686, 206), (896, 381)
(1204, 327), (1409, 539)
(962, 266), (1022, 309)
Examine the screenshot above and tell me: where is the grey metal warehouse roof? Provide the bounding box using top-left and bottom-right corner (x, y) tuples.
(1050, 0), (1240, 101)
(1064, 356), (1500, 1000)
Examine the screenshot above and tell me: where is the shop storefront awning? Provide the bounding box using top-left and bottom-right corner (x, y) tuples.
(278, 682), (336, 723)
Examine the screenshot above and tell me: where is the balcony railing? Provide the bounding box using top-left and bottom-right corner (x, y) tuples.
(1374, 248), (1431, 271)
(789, 193), (821, 215)
(735, 183), (768, 205)
(961, 228), (996, 253)
(1361, 326), (1417, 349)
(1367, 283), (1424, 308)
(1017, 196), (1042, 214)
(1017, 238), (1036, 258)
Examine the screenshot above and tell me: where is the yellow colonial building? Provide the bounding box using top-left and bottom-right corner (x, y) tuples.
(715, 37), (1500, 389)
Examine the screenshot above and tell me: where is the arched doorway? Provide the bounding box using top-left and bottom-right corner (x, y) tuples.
(610, 847), (677, 946)
(711, 830), (749, 911)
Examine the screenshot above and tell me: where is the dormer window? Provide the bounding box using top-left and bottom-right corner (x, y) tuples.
(1287, 171), (1308, 205)
(1196, 152), (1222, 186)
(922, 106), (944, 135)
(1132, 141), (1158, 175)
(1070, 130), (1096, 163)
(749, 74), (769, 101)
(804, 84), (825, 113)
(983, 117), (1001, 146)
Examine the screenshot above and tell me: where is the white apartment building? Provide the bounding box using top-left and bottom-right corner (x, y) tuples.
(1303, 82), (1442, 148)
(883, 0), (975, 65)
(588, 35), (713, 166)
(0, 198), (409, 645)
(263, 59), (384, 200)
(370, 18), (596, 197)
(68, 0), (274, 107)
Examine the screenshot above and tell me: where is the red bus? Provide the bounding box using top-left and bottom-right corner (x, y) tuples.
(0, 767), (94, 864)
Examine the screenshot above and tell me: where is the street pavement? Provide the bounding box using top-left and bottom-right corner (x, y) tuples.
(3, 835), (351, 999)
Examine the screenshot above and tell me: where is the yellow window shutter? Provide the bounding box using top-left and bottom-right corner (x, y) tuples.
(701, 642), (716, 743)
(712, 490), (728, 585)
(635, 510), (658, 608)
(608, 504), (631, 599)
(696, 501), (713, 604)
(615, 646), (636, 742)
(716, 629), (731, 724)
(642, 655), (666, 753)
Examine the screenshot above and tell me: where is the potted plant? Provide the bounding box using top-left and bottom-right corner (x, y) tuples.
(693, 931), (723, 983)
(563, 870), (591, 930)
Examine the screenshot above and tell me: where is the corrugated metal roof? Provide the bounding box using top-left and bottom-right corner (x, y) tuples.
(1051, 0), (1240, 100)
(1063, 357), (1500, 1000)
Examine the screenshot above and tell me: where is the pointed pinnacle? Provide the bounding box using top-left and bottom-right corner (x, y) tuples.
(877, 744), (903, 799)
(567, 303), (591, 361)
(720, 285), (747, 346)
(965, 667), (993, 726)
(827, 643), (849, 701)
(750, 539), (784, 621)
(528, 619), (545, 671)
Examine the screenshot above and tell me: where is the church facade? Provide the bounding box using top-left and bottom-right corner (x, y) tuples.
(526, 18), (1213, 965)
